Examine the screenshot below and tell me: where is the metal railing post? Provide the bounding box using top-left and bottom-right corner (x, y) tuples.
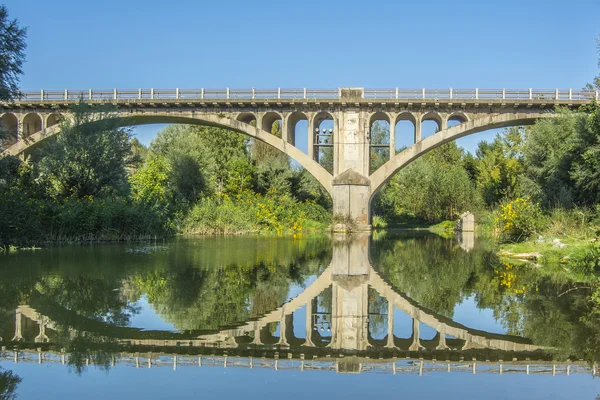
(89, 89), (93, 100)
(138, 88), (142, 100)
(40, 89), (44, 101)
(475, 88), (479, 100)
(555, 88), (559, 100)
(277, 87), (281, 99)
(395, 88), (398, 99)
(303, 88), (306, 99)
(226, 88), (230, 99)
(529, 88), (532, 100)
(252, 88), (256, 99)
(64, 89), (68, 101)
(113, 88), (117, 100)
(151, 88), (155, 100)
(201, 88), (205, 99)
(176, 88), (180, 99)
(502, 88), (505, 100)
(569, 89), (572, 101)
(422, 88), (425, 99)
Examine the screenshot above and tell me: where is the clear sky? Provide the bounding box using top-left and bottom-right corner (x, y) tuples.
(4, 0), (599, 152)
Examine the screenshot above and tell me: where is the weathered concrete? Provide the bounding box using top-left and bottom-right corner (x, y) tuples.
(3, 87), (592, 232)
(458, 211), (475, 232)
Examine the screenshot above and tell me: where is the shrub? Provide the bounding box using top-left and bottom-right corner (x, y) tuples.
(494, 197), (543, 243)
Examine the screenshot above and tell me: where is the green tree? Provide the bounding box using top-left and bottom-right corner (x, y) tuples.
(38, 103), (134, 199)
(0, 5), (26, 143)
(130, 154), (172, 205)
(149, 125), (216, 204)
(475, 127), (525, 205)
(570, 102), (600, 204)
(0, 368), (21, 400)
(375, 143), (476, 222)
(521, 109), (581, 207)
(0, 5), (26, 101)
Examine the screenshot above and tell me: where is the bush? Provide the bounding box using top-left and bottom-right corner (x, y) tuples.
(494, 197), (543, 243)
(0, 188), (170, 247)
(182, 190), (330, 236)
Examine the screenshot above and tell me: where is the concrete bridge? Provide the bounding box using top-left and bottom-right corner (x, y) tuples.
(6, 235), (546, 358)
(1, 87), (596, 230)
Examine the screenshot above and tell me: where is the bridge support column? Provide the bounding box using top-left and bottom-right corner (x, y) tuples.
(12, 311), (23, 341)
(389, 121), (396, 158)
(16, 119), (24, 142)
(385, 304), (397, 349)
(277, 312), (293, 348)
(436, 325), (449, 350)
(35, 320), (49, 343)
(331, 104), (374, 232)
(331, 170), (371, 232)
(303, 299), (315, 347)
(409, 318), (423, 351)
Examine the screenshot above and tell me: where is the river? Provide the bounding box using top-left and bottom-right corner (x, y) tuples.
(0, 232), (598, 399)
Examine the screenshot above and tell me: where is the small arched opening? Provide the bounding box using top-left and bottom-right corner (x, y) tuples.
(0, 113), (18, 147)
(394, 112), (417, 151)
(46, 113), (61, 128)
(369, 112), (390, 174)
(236, 112), (257, 126)
(312, 111), (334, 174)
(421, 112), (442, 140)
(447, 112), (469, 129)
(23, 113), (43, 137)
(261, 112), (283, 137)
(286, 111), (308, 147)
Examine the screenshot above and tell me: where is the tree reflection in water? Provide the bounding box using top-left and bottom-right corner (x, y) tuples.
(0, 367), (21, 400)
(0, 234), (599, 369)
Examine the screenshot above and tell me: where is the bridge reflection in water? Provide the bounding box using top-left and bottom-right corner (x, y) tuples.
(1, 233), (595, 376)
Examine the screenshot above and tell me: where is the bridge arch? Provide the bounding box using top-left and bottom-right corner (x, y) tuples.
(369, 112), (552, 195)
(0, 113), (18, 145)
(46, 113), (61, 128)
(260, 111), (283, 133)
(420, 111), (442, 138)
(236, 112), (256, 125)
(394, 112), (418, 146)
(286, 111), (308, 146)
(447, 111), (469, 125)
(3, 111), (333, 195)
(22, 113), (43, 137)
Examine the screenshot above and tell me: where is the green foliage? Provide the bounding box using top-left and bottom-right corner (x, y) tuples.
(38, 103), (134, 199)
(494, 197), (543, 243)
(149, 125), (216, 204)
(521, 109), (581, 207)
(130, 155), (171, 205)
(375, 143), (477, 222)
(183, 190), (330, 235)
(475, 127), (525, 205)
(0, 367), (21, 400)
(0, 5), (27, 101)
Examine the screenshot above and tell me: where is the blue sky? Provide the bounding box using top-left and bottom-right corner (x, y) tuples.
(4, 0), (599, 152)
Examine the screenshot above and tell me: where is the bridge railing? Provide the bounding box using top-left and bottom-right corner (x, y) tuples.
(11, 88), (600, 102)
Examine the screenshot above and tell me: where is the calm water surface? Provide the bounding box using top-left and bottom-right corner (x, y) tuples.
(1, 232), (599, 399)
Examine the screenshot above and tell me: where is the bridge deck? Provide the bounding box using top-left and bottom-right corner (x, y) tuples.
(2, 87), (596, 108)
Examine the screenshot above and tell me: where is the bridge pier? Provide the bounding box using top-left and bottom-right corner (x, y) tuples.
(331, 102), (373, 233)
